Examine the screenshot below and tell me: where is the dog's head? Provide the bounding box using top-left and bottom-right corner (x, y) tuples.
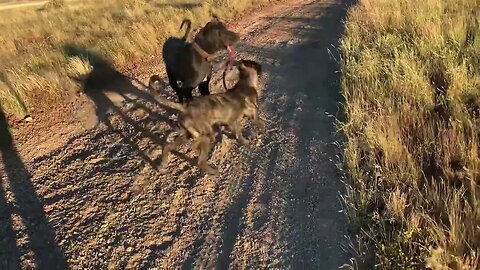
(194, 15), (240, 53)
(148, 75), (165, 94)
(238, 59), (262, 77)
(234, 59), (262, 88)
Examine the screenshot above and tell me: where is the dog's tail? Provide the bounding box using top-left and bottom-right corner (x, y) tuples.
(148, 75), (186, 112)
(180, 19), (192, 41)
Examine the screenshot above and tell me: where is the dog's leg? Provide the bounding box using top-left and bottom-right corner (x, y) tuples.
(159, 132), (189, 173)
(252, 110), (266, 132)
(230, 120), (250, 146)
(196, 135), (218, 175)
(178, 92), (185, 104)
(198, 81), (210, 96)
(198, 74), (211, 96)
(167, 71), (185, 104)
(246, 101), (266, 132)
(183, 87), (194, 103)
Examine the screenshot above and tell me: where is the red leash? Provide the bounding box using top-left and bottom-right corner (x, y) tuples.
(222, 44), (235, 91)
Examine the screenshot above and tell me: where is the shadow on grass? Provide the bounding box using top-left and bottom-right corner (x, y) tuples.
(154, 2), (202, 10)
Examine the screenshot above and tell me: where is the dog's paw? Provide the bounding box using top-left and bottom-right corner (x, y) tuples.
(256, 120), (267, 132)
(255, 136), (264, 147)
(204, 165), (219, 176)
(158, 167), (169, 174)
(239, 138), (250, 146)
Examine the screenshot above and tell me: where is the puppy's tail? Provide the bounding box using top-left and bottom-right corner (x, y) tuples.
(157, 96), (186, 113)
(180, 19), (192, 41)
(148, 75), (186, 112)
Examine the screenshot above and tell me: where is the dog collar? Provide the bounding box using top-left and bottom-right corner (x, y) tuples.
(192, 42), (213, 62)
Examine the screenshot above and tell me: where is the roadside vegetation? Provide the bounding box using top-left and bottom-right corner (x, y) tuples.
(0, 0), (279, 117)
(340, 0), (480, 268)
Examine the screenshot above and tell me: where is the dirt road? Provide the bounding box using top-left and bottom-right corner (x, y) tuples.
(0, 0), (353, 268)
(0, 0), (77, 10)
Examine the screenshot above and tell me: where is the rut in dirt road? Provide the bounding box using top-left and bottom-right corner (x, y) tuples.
(0, 0), (354, 269)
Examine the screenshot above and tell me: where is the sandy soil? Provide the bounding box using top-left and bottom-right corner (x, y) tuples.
(0, 0), (354, 268)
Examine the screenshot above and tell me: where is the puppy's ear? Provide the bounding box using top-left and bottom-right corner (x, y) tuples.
(253, 62), (262, 76)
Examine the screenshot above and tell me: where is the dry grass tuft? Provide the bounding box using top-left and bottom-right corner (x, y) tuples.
(0, 0), (280, 117)
(66, 56), (93, 81)
(42, 0), (65, 10)
(340, 0), (480, 268)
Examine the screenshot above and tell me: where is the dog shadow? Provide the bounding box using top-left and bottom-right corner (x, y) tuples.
(63, 45), (198, 170)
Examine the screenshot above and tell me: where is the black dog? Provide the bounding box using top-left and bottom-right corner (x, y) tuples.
(161, 16), (240, 104)
(159, 59), (265, 175)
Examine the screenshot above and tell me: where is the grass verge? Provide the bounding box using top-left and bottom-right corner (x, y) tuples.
(0, 0), (280, 117)
(340, 0), (479, 268)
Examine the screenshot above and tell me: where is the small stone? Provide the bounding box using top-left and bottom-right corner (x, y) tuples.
(88, 157), (105, 164)
(119, 193), (129, 202)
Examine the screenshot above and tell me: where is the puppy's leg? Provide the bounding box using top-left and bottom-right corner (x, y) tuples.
(159, 132), (189, 173)
(246, 103), (266, 132)
(230, 120), (249, 146)
(252, 111), (266, 132)
(196, 135), (218, 175)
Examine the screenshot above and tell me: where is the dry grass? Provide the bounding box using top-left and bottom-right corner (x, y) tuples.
(0, 0), (279, 117)
(340, 0), (479, 268)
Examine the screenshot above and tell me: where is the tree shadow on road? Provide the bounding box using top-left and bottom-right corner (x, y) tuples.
(0, 104), (67, 269)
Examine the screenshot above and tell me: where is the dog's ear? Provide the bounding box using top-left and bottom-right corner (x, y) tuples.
(238, 62), (246, 70)
(253, 62), (262, 76)
(237, 60), (262, 76)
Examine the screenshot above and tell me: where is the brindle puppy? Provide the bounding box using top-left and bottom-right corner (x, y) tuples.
(159, 59), (265, 175)
(161, 15), (240, 104)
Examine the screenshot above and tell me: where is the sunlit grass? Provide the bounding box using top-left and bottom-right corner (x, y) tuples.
(340, 0), (479, 268)
(0, 0), (279, 117)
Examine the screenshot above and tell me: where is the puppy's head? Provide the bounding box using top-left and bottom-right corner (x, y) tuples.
(238, 59), (262, 77)
(148, 75), (168, 94)
(236, 59), (262, 88)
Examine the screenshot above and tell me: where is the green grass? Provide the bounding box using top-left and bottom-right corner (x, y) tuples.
(340, 0), (479, 268)
(0, 0), (279, 117)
